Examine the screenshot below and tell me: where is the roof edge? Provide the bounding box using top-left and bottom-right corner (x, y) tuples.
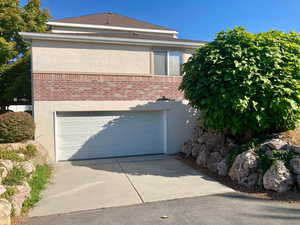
(20, 32), (204, 48)
(47, 21), (178, 35)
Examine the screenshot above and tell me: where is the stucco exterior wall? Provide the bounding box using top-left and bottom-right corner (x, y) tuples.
(34, 100), (196, 161)
(32, 40), (152, 74)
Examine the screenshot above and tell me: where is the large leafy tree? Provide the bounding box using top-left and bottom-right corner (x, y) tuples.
(180, 27), (300, 136)
(0, 0), (50, 111)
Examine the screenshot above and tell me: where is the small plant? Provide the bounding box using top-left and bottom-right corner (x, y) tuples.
(0, 148), (25, 162)
(23, 144), (37, 158)
(3, 167), (28, 186)
(0, 112), (35, 143)
(0, 186), (17, 201)
(258, 149), (297, 174)
(22, 165), (52, 213)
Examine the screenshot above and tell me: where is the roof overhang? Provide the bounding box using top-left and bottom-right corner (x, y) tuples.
(47, 21), (178, 35)
(20, 32), (203, 48)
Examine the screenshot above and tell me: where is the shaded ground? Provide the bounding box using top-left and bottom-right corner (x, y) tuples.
(178, 156), (300, 203)
(24, 192), (300, 225)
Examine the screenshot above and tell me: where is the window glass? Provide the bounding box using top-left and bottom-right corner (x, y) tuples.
(168, 51), (182, 76)
(154, 51), (167, 75)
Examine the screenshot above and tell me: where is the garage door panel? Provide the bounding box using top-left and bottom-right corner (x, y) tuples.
(56, 111), (165, 161)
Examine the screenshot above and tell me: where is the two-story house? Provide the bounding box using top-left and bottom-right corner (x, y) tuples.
(21, 12), (205, 161)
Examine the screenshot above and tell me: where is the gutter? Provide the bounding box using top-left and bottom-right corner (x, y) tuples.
(20, 32), (203, 48)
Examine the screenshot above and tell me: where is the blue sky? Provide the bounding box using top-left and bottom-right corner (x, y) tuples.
(21, 0), (300, 42)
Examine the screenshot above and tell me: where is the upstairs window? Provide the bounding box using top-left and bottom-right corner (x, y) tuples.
(153, 51), (182, 76)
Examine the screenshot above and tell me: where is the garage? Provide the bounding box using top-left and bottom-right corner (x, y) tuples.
(55, 111), (166, 161)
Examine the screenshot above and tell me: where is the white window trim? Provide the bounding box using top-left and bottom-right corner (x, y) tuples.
(153, 50), (183, 76)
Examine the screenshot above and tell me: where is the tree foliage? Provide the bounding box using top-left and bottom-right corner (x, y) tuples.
(0, 0), (50, 110)
(180, 27), (300, 136)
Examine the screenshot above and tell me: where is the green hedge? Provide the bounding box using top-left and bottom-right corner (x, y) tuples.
(180, 27), (300, 136)
(0, 112), (35, 143)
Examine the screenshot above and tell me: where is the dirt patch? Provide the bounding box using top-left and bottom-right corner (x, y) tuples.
(177, 155), (300, 204)
(279, 126), (300, 146)
(11, 216), (28, 225)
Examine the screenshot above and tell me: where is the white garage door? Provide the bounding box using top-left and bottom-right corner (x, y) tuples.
(56, 111), (165, 161)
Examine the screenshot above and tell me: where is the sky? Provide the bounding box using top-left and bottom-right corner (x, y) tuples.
(21, 0), (300, 42)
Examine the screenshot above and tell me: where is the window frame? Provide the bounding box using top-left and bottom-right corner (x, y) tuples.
(152, 50), (183, 76)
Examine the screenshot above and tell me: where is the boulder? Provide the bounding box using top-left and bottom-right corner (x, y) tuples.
(261, 139), (288, 150)
(17, 161), (35, 174)
(196, 150), (209, 167)
(16, 153), (25, 160)
(207, 152), (223, 173)
(217, 159), (229, 176)
(191, 144), (202, 158)
(0, 186), (6, 196)
(0, 199), (11, 225)
(0, 167), (8, 181)
(297, 175), (300, 189)
(290, 145), (300, 155)
(289, 158), (300, 175)
(181, 141), (193, 157)
(263, 161), (294, 192)
(11, 181), (31, 216)
(0, 160), (13, 172)
(229, 150), (259, 187)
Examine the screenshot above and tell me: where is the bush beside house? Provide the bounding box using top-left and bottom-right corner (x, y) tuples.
(0, 112), (50, 225)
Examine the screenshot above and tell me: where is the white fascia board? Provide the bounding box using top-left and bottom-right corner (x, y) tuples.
(47, 21), (178, 35)
(20, 32), (203, 48)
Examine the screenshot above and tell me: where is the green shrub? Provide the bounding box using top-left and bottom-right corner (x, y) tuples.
(22, 165), (52, 212)
(3, 167), (28, 186)
(180, 27), (300, 136)
(0, 148), (25, 162)
(0, 112), (35, 143)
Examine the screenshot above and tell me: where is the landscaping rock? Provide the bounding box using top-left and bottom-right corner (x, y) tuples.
(0, 186), (6, 196)
(191, 144), (202, 158)
(297, 175), (300, 189)
(263, 161), (294, 192)
(196, 150), (209, 167)
(0, 199), (11, 225)
(11, 181), (31, 216)
(181, 141), (193, 157)
(290, 145), (300, 154)
(217, 159), (229, 176)
(17, 161), (35, 174)
(229, 150), (259, 187)
(290, 158), (300, 174)
(262, 139), (288, 150)
(207, 152), (223, 173)
(0, 160), (13, 172)
(16, 153), (25, 160)
(0, 167), (8, 181)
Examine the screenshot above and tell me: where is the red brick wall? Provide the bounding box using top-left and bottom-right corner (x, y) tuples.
(33, 73), (184, 101)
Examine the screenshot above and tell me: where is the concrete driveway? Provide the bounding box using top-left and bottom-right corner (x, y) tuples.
(30, 155), (234, 217)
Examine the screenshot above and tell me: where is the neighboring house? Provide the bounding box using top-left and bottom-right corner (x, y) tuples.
(21, 12), (205, 162)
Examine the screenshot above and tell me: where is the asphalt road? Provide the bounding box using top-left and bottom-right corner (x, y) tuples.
(25, 192), (300, 225)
